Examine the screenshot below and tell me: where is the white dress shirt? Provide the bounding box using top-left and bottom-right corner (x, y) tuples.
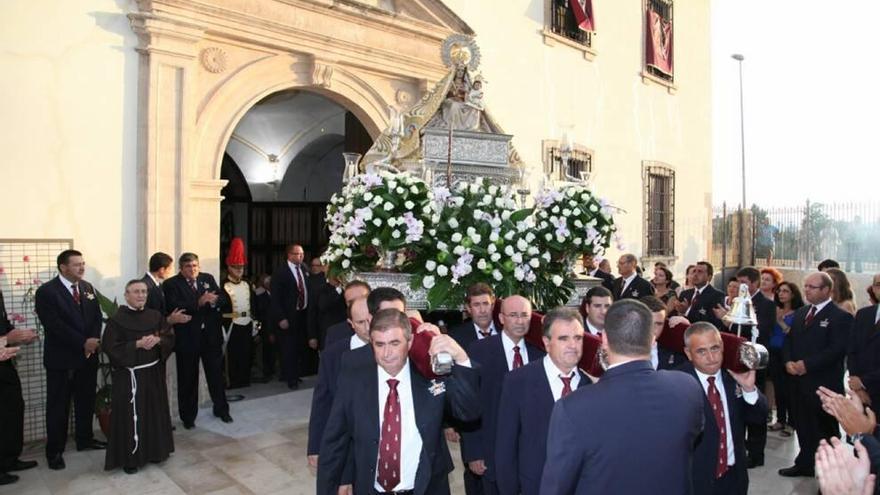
(59, 275), (79, 297)
(375, 360), (421, 491)
(145, 271), (160, 286)
(287, 260), (308, 309)
(620, 273), (637, 295)
(542, 356), (581, 401)
(349, 334), (368, 350)
(875, 304), (880, 324)
(501, 332), (529, 371)
(585, 320), (603, 337)
(650, 343), (659, 370)
(694, 369), (759, 466)
(473, 321), (497, 340)
(809, 298), (833, 319)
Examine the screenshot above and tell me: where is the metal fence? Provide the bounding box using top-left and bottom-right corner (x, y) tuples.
(711, 201), (880, 273)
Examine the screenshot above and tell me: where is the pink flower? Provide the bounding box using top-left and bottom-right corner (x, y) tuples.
(14, 279), (23, 286)
(22, 255), (30, 262)
(32, 278), (42, 285)
(0, 266), (5, 276)
(10, 313), (25, 323)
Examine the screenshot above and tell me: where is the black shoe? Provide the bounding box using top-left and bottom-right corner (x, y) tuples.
(218, 413), (233, 423)
(747, 457), (764, 469)
(8, 459), (38, 471)
(778, 465), (814, 477)
(76, 439), (107, 451)
(288, 381), (299, 390)
(0, 472), (19, 486)
(47, 455), (65, 471)
(123, 466), (138, 475)
(182, 421), (195, 430)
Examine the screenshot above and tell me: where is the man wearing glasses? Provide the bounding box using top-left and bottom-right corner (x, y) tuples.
(779, 272), (853, 478)
(461, 295), (544, 495)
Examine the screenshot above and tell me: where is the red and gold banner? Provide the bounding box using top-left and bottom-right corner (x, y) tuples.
(570, 0), (595, 32)
(646, 9), (673, 76)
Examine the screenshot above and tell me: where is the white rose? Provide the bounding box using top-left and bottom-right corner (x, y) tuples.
(477, 259), (488, 270)
(437, 265), (449, 277)
(404, 200), (415, 210)
(473, 209), (484, 220)
(492, 269), (503, 281)
(512, 253), (523, 264)
(525, 232), (535, 243)
(542, 252), (551, 261)
(410, 185), (419, 194)
(363, 192), (374, 201)
(388, 180), (398, 190)
(482, 194), (493, 205)
(425, 260), (437, 271)
(514, 267), (525, 281)
(501, 211), (511, 221)
(453, 245), (465, 256)
(573, 237), (582, 245)
(448, 218), (459, 228)
(396, 187), (405, 194)
(504, 245), (515, 256)
(437, 241), (448, 251)
(516, 239), (528, 251)
(529, 258), (540, 268)
(552, 275), (564, 287)
(527, 246), (539, 256)
(490, 252), (501, 262)
(387, 217), (397, 227)
(504, 231), (515, 241)
(453, 197), (465, 207)
(384, 202), (394, 211)
(551, 206), (560, 214)
(489, 231), (500, 242)
(392, 230), (401, 239)
(590, 204), (599, 212)
(488, 243), (497, 254)
(422, 275), (436, 289)
(574, 219), (583, 228)
(470, 233), (482, 244)
(343, 248), (352, 257)
(470, 184), (480, 194)
(372, 238), (382, 246)
(373, 218), (382, 227)
(573, 208), (582, 216)
(372, 196), (383, 206)
(544, 233), (553, 241)
(451, 232), (463, 243)
(489, 185), (498, 195)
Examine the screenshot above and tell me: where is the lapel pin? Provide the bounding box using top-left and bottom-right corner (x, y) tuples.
(428, 379), (446, 396)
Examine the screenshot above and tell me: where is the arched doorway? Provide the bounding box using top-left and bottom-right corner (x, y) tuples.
(219, 90), (373, 277)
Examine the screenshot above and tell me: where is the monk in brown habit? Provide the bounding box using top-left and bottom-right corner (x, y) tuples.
(103, 279), (175, 474)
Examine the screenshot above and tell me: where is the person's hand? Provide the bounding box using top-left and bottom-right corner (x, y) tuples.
(84, 337), (100, 354)
(712, 304), (727, 321)
(668, 315), (691, 328)
(307, 454), (318, 476)
(444, 427), (460, 443)
(198, 291), (218, 307)
(785, 361), (798, 376)
(167, 308), (191, 325)
(308, 338), (318, 350)
(6, 328), (38, 345)
(278, 319), (289, 330)
(137, 335), (161, 350)
(727, 369), (757, 392)
(794, 360), (807, 375)
(850, 376), (867, 392)
(817, 386), (876, 436)
(337, 484), (352, 495)
(429, 334), (467, 364)
(0, 346), (20, 361)
(468, 460), (487, 475)
(776, 307), (787, 323)
(405, 309), (424, 323)
(673, 298), (689, 314)
(856, 390), (873, 407)
(816, 438), (875, 495)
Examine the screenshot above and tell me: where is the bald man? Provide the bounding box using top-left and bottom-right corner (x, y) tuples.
(461, 295), (545, 495)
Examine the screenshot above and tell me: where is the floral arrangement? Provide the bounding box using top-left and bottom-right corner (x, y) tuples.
(532, 184), (618, 269)
(322, 172), (434, 276)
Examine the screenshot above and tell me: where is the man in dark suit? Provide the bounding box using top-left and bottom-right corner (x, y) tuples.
(677, 261), (725, 329)
(307, 297), (372, 471)
(612, 253), (654, 300)
(322, 280), (371, 349)
(141, 252), (172, 313)
(463, 295), (544, 495)
(271, 243), (310, 389)
(496, 307), (590, 495)
(447, 282), (497, 495)
(848, 273), (880, 407)
(306, 258), (346, 351)
(580, 254), (614, 292)
(641, 295), (688, 370)
(0, 289), (39, 485)
(34, 249), (107, 470)
(682, 322), (768, 495)
(316, 309), (480, 495)
(779, 271), (854, 477)
(163, 252), (232, 428)
(540, 299), (704, 495)
(579, 286), (612, 337)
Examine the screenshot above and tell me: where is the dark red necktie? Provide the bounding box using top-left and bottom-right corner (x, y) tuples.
(72, 284), (80, 305)
(295, 267), (305, 310)
(189, 279), (198, 293)
(512, 345), (524, 369)
(805, 305), (817, 326)
(689, 290), (701, 313)
(560, 375), (573, 398)
(377, 378), (401, 491)
(707, 377), (728, 478)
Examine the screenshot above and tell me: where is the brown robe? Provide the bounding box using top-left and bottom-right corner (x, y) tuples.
(102, 306), (174, 470)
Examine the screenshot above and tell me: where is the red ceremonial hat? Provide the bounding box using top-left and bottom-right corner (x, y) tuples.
(225, 237), (247, 266)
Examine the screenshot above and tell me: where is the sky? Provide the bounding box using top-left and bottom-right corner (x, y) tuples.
(711, 0), (880, 208)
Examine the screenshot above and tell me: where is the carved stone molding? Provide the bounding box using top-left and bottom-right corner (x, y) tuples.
(395, 88), (413, 105)
(312, 61), (334, 88)
(200, 47), (228, 73)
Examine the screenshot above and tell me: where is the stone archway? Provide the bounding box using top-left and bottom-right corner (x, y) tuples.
(128, 0), (471, 275)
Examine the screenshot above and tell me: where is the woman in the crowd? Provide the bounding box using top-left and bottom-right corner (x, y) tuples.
(651, 266), (678, 313)
(826, 267), (856, 315)
(768, 281), (804, 436)
(724, 277), (740, 308)
(760, 267), (783, 301)
(682, 264), (696, 292)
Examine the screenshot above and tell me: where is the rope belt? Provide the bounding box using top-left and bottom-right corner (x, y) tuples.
(127, 359), (160, 454)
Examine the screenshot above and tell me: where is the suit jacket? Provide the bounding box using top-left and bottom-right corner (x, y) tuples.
(448, 320), (496, 352)
(657, 346), (688, 371)
(163, 272), (226, 354)
(34, 276), (103, 370)
(317, 360), (480, 495)
(461, 334), (544, 480)
(307, 275), (346, 348)
(270, 261), (309, 329)
(680, 284), (726, 329)
(495, 358), (590, 495)
(582, 269), (614, 292)
(324, 321), (354, 349)
(680, 363), (768, 495)
(140, 273), (166, 313)
(848, 305), (880, 406)
(540, 360), (704, 495)
(783, 301), (854, 394)
(612, 275), (654, 300)
(308, 337), (356, 455)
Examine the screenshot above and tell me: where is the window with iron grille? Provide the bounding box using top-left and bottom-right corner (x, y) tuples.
(645, 0), (674, 82)
(549, 0), (592, 47)
(543, 140), (593, 182)
(643, 163), (675, 257)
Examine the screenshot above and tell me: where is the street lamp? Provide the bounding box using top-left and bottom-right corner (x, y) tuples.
(731, 53), (746, 266)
